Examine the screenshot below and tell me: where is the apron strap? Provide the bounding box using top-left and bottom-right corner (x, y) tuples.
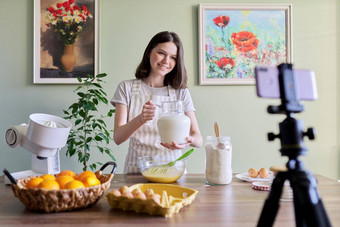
(167, 86), (177, 101)
(132, 79), (141, 95)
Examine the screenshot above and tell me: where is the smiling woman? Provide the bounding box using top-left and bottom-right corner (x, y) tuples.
(148, 42), (178, 80)
(110, 31), (203, 174)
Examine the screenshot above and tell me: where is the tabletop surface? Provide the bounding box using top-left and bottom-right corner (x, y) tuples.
(0, 173), (339, 226)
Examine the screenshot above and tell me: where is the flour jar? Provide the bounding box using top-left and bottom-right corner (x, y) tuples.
(205, 136), (232, 185)
(157, 101), (191, 144)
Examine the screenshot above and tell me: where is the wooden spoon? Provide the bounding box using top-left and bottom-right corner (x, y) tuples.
(214, 122), (220, 138)
(214, 122), (226, 150)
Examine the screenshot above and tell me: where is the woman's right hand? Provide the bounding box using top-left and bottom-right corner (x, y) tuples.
(139, 100), (156, 124)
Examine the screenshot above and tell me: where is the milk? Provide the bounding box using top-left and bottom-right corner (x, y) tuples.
(157, 115), (190, 144)
(157, 101), (191, 144)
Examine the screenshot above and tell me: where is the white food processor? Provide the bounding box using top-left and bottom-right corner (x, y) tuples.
(4, 113), (72, 184)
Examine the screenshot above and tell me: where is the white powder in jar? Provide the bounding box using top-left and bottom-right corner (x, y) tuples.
(205, 143), (232, 185)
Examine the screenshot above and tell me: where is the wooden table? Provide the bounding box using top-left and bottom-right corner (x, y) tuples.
(0, 174), (339, 226)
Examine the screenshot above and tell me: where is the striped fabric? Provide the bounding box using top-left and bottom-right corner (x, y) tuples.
(124, 79), (182, 173)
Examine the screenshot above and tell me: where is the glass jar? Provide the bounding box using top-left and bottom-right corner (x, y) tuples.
(205, 136), (232, 185)
(157, 101), (191, 144)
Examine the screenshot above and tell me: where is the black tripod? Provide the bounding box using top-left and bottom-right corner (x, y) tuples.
(257, 64), (331, 227)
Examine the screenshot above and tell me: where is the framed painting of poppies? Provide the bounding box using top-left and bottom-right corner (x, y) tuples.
(198, 4), (292, 85)
(33, 0), (99, 84)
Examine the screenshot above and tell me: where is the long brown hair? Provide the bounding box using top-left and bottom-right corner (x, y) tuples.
(135, 31), (187, 89)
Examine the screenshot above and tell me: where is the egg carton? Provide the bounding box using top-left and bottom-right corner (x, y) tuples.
(106, 183), (198, 217)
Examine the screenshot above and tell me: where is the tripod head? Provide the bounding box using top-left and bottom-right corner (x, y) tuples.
(259, 63), (315, 168)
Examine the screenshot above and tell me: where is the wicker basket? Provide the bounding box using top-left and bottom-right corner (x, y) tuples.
(9, 161), (117, 213)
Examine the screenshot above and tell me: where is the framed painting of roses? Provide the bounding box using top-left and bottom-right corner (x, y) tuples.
(33, 0), (99, 84)
(198, 4), (292, 85)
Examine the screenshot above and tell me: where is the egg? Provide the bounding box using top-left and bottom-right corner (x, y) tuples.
(122, 192), (134, 199)
(132, 188), (142, 196)
(111, 189), (121, 197)
(144, 188), (155, 198)
(248, 168), (258, 178)
(151, 194), (161, 205)
(135, 192), (147, 200)
(259, 168), (269, 178)
(119, 185), (129, 194)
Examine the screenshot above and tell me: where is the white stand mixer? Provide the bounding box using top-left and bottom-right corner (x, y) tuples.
(4, 113), (72, 184)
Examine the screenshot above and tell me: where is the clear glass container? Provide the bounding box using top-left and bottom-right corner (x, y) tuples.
(205, 136), (232, 185)
(157, 101), (191, 144)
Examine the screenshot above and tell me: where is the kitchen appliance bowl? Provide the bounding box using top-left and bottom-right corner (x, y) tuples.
(137, 156), (186, 183)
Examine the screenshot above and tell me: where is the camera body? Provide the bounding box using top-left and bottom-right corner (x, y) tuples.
(255, 65), (318, 101)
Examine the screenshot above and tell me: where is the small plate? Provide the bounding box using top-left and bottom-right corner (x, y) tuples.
(235, 172), (274, 182)
(252, 181), (271, 191)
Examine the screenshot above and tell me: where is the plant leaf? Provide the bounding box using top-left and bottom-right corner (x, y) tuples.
(96, 73), (107, 78)
(75, 119), (82, 125)
(95, 135), (103, 141)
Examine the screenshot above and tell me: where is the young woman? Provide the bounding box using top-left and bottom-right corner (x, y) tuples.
(111, 31), (202, 173)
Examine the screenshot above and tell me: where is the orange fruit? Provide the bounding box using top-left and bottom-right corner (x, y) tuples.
(64, 180), (85, 189)
(76, 170), (96, 182)
(37, 179), (60, 190)
(56, 175), (74, 189)
(25, 177), (44, 189)
(57, 170), (76, 178)
(40, 174), (56, 180)
(82, 176), (101, 187)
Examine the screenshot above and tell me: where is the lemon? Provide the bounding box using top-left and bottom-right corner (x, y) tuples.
(40, 174), (56, 180)
(57, 170), (76, 178)
(25, 177), (44, 189)
(76, 170), (96, 182)
(82, 176), (101, 187)
(56, 175), (74, 189)
(37, 179), (60, 190)
(64, 180), (85, 189)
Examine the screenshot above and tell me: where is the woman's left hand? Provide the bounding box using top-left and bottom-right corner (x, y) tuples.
(160, 136), (193, 150)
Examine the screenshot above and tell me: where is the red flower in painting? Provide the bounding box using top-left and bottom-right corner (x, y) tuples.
(46, 0), (92, 45)
(62, 1), (69, 8)
(231, 31), (259, 53)
(48, 7), (55, 13)
(215, 57), (235, 69)
(213, 15), (230, 28)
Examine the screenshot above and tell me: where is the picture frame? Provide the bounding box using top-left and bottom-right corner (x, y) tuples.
(198, 4), (292, 85)
(33, 0), (99, 84)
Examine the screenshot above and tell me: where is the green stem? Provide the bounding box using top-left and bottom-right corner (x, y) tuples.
(83, 85), (90, 170)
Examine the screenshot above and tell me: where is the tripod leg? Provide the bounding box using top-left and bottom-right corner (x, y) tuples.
(257, 172), (287, 227)
(290, 171), (332, 227)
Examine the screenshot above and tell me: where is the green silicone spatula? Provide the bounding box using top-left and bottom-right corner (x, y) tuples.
(147, 148), (195, 173)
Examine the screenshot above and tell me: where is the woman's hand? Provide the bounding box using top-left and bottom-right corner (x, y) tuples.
(139, 100), (156, 124)
(160, 136), (193, 150)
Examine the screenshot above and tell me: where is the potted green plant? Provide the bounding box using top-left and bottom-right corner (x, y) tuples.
(63, 73), (115, 171)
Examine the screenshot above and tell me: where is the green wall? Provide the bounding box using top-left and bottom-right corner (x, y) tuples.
(1, 0), (339, 179)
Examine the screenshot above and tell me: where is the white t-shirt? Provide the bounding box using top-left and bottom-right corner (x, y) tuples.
(111, 79), (196, 113)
